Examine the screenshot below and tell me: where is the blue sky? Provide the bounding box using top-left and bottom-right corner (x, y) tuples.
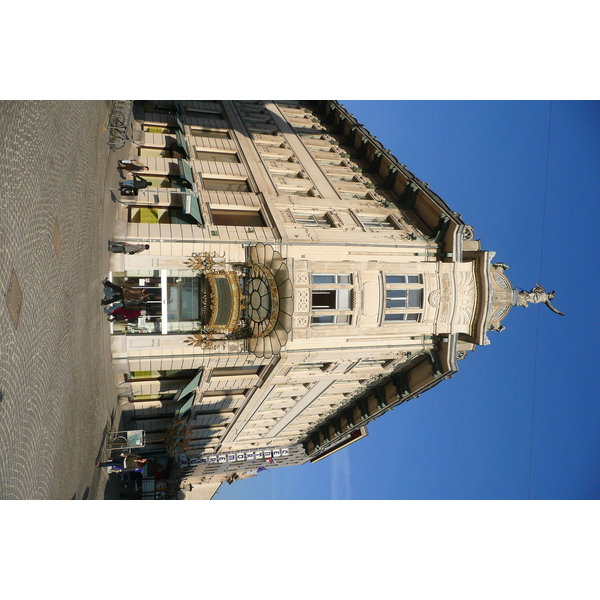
(216, 100), (600, 500)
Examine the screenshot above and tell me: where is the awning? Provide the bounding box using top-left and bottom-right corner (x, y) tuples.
(176, 393), (197, 420)
(176, 129), (190, 158)
(184, 191), (204, 226)
(176, 115), (185, 132)
(178, 158), (195, 186)
(174, 367), (204, 403)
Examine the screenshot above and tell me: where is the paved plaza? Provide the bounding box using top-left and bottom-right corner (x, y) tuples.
(0, 101), (121, 499)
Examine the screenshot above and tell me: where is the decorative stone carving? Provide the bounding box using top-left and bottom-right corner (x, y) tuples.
(428, 289), (441, 307)
(295, 272), (309, 285)
(296, 288), (309, 312)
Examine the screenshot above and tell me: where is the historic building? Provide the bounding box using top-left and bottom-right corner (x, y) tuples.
(108, 100), (530, 489)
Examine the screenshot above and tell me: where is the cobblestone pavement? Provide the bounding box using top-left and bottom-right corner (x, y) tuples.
(0, 101), (117, 499)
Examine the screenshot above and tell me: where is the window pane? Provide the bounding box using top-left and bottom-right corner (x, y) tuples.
(337, 289), (352, 310)
(386, 275), (407, 284)
(191, 129), (229, 139)
(386, 298), (407, 308)
(195, 151), (239, 162)
(385, 313), (406, 322)
(337, 274), (352, 284)
(313, 275), (336, 284)
(387, 290), (407, 298)
(203, 178), (250, 192)
(312, 315), (335, 324)
(211, 209), (266, 227)
(408, 289), (423, 307)
(312, 290), (336, 309)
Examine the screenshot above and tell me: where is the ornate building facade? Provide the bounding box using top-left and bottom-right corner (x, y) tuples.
(108, 100), (522, 488)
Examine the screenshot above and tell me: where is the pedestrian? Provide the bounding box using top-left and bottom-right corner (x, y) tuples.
(96, 453), (148, 473)
(118, 159), (149, 172)
(107, 241), (150, 254)
(101, 279), (149, 306)
(106, 307), (147, 321)
(119, 176), (151, 191)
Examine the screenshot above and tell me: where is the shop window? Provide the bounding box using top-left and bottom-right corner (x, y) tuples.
(143, 124), (176, 134)
(126, 369), (198, 382)
(211, 208), (266, 227)
(129, 206), (197, 225)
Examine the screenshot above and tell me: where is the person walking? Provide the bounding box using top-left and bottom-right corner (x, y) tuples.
(118, 159), (149, 172)
(101, 279), (149, 306)
(108, 241), (150, 254)
(96, 453), (148, 473)
(119, 176), (151, 191)
(105, 307), (147, 321)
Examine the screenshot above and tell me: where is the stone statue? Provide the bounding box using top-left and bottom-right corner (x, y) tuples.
(516, 284), (565, 316)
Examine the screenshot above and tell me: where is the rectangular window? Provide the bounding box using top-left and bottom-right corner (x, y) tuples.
(203, 178), (250, 192)
(291, 362), (330, 372)
(311, 315), (352, 325)
(195, 150), (239, 163)
(359, 215), (396, 229)
(386, 274), (422, 284)
(386, 289), (422, 308)
(186, 109), (223, 120)
(143, 124), (176, 134)
(168, 277), (201, 321)
(211, 208), (266, 227)
(191, 128), (230, 139)
(138, 146), (182, 158)
(384, 313), (420, 322)
(311, 289), (353, 310)
(128, 206), (197, 225)
(312, 274), (352, 285)
(212, 366), (262, 377)
(126, 369), (197, 381)
(292, 213), (331, 227)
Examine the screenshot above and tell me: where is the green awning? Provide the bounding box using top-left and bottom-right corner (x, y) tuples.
(176, 130), (190, 158)
(174, 100), (181, 114)
(184, 191), (204, 226)
(174, 367), (204, 403)
(176, 115), (185, 132)
(178, 158), (195, 186)
(176, 393), (197, 420)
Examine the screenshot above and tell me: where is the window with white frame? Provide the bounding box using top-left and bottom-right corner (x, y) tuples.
(358, 215), (396, 229)
(292, 212), (331, 227)
(312, 274), (352, 285)
(383, 273), (423, 324)
(311, 273), (353, 326)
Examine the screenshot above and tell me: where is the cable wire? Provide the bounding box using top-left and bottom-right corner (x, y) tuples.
(527, 101), (553, 499)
